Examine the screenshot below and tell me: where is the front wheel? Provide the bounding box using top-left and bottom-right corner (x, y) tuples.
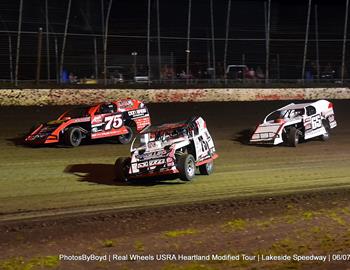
(199, 160), (214, 175)
(114, 157), (131, 182)
(117, 126), (134, 144)
(177, 154), (196, 181)
(64, 126), (82, 147)
(321, 120), (331, 141)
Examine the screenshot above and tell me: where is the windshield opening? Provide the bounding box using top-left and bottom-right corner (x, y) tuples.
(266, 109), (304, 122)
(131, 127), (189, 151)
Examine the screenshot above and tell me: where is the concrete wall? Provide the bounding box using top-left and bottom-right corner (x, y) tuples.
(1, 88), (350, 106)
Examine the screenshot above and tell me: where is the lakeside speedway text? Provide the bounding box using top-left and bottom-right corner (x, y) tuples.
(59, 253), (350, 262)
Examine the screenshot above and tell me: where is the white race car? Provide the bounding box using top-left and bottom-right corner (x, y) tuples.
(114, 116), (218, 182)
(250, 100), (337, 147)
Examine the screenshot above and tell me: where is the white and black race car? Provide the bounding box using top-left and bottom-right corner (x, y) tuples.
(250, 100), (337, 147)
(114, 116), (218, 182)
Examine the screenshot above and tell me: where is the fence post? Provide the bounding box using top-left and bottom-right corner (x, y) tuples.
(101, 0), (105, 35)
(301, 0), (312, 82)
(36, 28), (43, 84)
(8, 36), (14, 83)
(210, 0), (216, 81)
(156, 0), (162, 81)
(45, 0), (50, 82)
(277, 53), (280, 81)
(55, 37), (59, 84)
(147, 0), (151, 86)
(15, 0), (23, 86)
(186, 0), (192, 85)
(315, 4), (320, 81)
(224, 0), (231, 84)
(207, 36), (211, 77)
(103, 0), (113, 86)
(341, 0), (349, 82)
(242, 53), (246, 83)
(59, 0), (72, 84)
(265, 0), (271, 83)
(170, 52), (174, 83)
(94, 37), (98, 80)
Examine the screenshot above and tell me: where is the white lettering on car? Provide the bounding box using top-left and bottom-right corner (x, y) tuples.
(104, 114), (123, 130)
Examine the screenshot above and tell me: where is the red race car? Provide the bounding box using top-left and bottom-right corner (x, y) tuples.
(25, 98), (151, 147)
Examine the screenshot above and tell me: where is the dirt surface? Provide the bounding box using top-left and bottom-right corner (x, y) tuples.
(2, 190), (350, 269)
(0, 100), (350, 269)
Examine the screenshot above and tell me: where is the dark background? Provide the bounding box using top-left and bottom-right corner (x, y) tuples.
(0, 0), (348, 81)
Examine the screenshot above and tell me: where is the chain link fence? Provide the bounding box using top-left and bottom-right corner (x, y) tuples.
(0, 0), (349, 87)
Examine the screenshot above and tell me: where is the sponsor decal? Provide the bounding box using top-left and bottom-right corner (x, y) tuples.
(118, 99), (134, 108)
(128, 108), (147, 117)
(136, 150), (167, 160)
(328, 114), (335, 122)
(73, 117), (90, 123)
(91, 115), (103, 124)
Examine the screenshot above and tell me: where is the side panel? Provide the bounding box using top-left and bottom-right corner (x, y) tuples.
(192, 130), (215, 161)
(250, 123), (284, 145)
(125, 108), (151, 131)
(304, 113), (327, 140)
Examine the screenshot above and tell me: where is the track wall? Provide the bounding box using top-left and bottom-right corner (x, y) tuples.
(1, 88), (350, 105)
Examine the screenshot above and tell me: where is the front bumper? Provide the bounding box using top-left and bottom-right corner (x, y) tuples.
(127, 168), (178, 180)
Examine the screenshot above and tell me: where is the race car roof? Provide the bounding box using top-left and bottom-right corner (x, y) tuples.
(277, 102), (314, 111)
(141, 121), (188, 134)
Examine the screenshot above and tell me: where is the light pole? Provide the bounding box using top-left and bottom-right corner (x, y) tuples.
(132, 51), (138, 80)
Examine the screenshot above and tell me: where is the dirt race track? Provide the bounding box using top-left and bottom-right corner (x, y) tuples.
(1, 100), (350, 270)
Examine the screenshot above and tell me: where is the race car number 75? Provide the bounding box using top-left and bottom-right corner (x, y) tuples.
(104, 115), (123, 130)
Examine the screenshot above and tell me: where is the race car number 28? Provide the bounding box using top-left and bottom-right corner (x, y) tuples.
(104, 115), (123, 130)
(311, 114), (322, 129)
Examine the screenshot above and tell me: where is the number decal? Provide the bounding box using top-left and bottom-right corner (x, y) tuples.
(311, 114), (322, 129)
(137, 159), (165, 169)
(104, 114), (123, 130)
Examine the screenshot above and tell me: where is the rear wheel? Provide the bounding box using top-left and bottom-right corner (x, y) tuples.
(114, 157), (131, 182)
(117, 126), (134, 144)
(321, 120), (331, 141)
(64, 126), (82, 147)
(177, 154), (196, 181)
(288, 127), (299, 147)
(199, 160), (214, 175)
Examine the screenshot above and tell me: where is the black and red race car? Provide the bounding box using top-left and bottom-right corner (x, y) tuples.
(25, 98), (151, 147)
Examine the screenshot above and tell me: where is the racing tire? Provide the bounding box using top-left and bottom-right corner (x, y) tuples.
(288, 127), (299, 147)
(117, 126), (134, 144)
(114, 157), (131, 183)
(177, 154), (196, 181)
(199, 160), (214, 175)
(64, 126), (82, 147)
(321, 120), (331, 141)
